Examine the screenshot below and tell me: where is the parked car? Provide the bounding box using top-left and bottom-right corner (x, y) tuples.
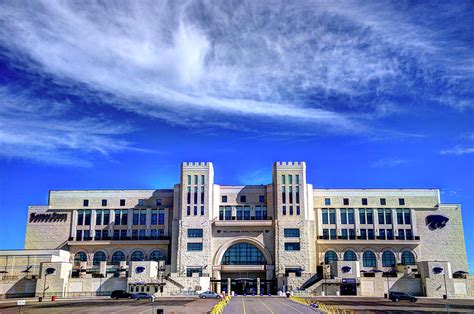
(199, 291), (222, 299)
(110, 290), (132, 299)
(131, 292), (155, 301)
(389, 291), (417, 302)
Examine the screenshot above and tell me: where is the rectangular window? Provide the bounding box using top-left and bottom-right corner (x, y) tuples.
(194, 175), (198, 185)
(404, 209), (411, 224)
(194, 187), (198, 204)
(289, 205), (293, 215)
(225, 206), (232, 220)
(186, 206), (190, 216)
(186, 267), (202, 277)
(281, 175), (286, 185)
(158, 210), (165, 224)
(362, 198), (368, 206)
(406, 229), (413, 240)
(150, 229), (157, 239)
(359, 208), (366, 224)
(282, 205), (287, 215)
(156, 199), (162, 206)
(325, 198), (331, 206)
(240, 195), (246, 203)
(340, 209), (347, 224)
(193, 206), (197, 216)
(219, 206), (224, 220)
(187, 187), (191, 204)
(200, 186), (204, 203)
(397, 209), (403, 224)
(140, 210), (146, 225)
(289, 174), (293, 185)
(329, 209), (336, 224)
(120, 229), (126, 239)
(322, 209), (328, 224)
(103, 210), (110, 225)
(379, 229), (386, 240)
(83, 230), (90, 240)
(120, 199), (126, 206)
(295, 174), (299, 184)
(138, 199), (145, 206)
(295, 186), (300, 204)
(96, 210), (102, 225)
(187, 175), (191, 185)
(113, 230), (120, 240)
(139, 229), (145, 240)
(284, 243), (300, 251)
(330, 229), (337, 240)
(360, 229), (367, 240)
(368, 229), (375, 240)
(349, 229), (356, 240)
(296, 206), (300, 215)
(259, 195), (265, 203)
(385, 209), (392, 224)
(102, 229), (109, 239)
(222, 195), (227, 203)
(201, 175), (205, 185)
(84, 210), (91, 225)
(399, 198), (405, 206)
(366, 208), (373, 224)
(284, 228), (300, 237)
(341, 229), (348, 239)
(133, 209), (139, 225)
(187, 243), (203, 251)
(398, 229), (405, 240)
(323, 229), (329, 239)
(282, 186), (286, 204)
(132, 230), (138, 240)
(201, 206), (204, 216)
(83, 199), (89, 207)
(121, 210), (128, 225)
(102, 199), (107, 207)
(76, 230), (82, 241)
(151, 209), (158, 225)
(378, 209), (385, 224)
(387, 229), (394, 240)
(255, 206), (262, 220)
(77, 210), (84, 225)
(380, 198), (386, 205)
(114, 211), (121, 225)
(289, 186), (293, 203)
(236, 206), (243, 220)
(244, 206), (250, 220)
(343, 198), (349, 205)
(348, 208), (354, 224)
(188, 228), (203, 238)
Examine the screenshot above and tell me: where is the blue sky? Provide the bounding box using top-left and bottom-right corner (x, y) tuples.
(0, 1), (473, 272)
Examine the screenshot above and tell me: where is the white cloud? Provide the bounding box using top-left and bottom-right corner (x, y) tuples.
(371, 158), (408, 168)
(440, 146), (474, 156)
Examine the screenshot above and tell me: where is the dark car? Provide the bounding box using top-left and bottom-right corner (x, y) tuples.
(131, 292), (155, 301)
(199, 291), (222, 299)
(110, 290), (131, 299)
(389, 291), (417, 302)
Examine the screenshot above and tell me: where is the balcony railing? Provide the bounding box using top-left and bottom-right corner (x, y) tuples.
(318, 235), (420, 241)
(69, 236), (171, 242)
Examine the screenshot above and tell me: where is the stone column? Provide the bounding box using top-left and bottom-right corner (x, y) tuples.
(71, 210), (78, 239)
(164, 208), (169, 235)
(373, 208), (379, 237)
(91, 210), (97, 240)
(146, 208), (151, 236)
(109, 209), (114, 237)
(257, 277), (261, 295)
(335, 208), (341, 236)
(355, 208), (360, 236)
(410, 209), (416, 237)
(227, 278), (231, 295)
(392, 209), (398, 237)
(127, 208), (133, 237)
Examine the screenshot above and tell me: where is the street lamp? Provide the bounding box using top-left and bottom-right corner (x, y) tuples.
(42, 268), (56, 300)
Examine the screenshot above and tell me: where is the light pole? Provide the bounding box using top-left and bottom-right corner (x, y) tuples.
(42, 268), (55, 300)
(443, 272), (448, 300)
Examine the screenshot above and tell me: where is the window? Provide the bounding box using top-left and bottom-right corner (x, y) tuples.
(84, 210), (91, 225)
(259, 195), (265, 203)
(95, 230), (101, 240)
(397, 209), (403, 224)
(324, 198), (331, 206)
(140, 210), (146, 225)
(348, 209), (355, 224)
(96, 210), (102, 225)
(187, 175), (191, 185)
(324, 251), (338, 264)
(330, 229), (337, 240)
(194, 175), (198, 185)
(322, 229), (329, 239)
(341, 229), (348, 239)
(158, 210), (165, 224)
(401, 251), (416, 265)
(289, 174), (293, 185)
(322, 209), (328, 224)
(349, 229), (356, 239)
(76, 230), (83, 241)
(398, 229), (405, 240)
(83, 199), (89, 207)
(151, 209), (158, 225)
(74, 252), (87, 266)
(380, 198), (386, 205)
(111, 251), (125, 265)
(222, 243), (266, 265)
(132, 230), (138, 240)
(131, 251), (145, 261)
(362, 198), (368, 205)
(382, 251), (396, 267)
(201, 175), (205, 185)
(150, 250), (165, 262)
(296, 206), (300, 215)
(236, 206), (243, 220)
(343, 250), (357, 261)
(363, 251), (376, 267)
(186, 206), (190, 216)
(282, 205), (286, 215)
(77, 210), (84, 225)
(120, 199), (126, 206)
(343, 198), (349, 205)
(156, 199), (162, 206)
(366, 209), (373, 224)
(385, 209), (392, 224)
(360, 229), (367, 240)
(399, 198), (405, 206)
(240, 195), (246, 203)
(282, 186), (286, 204)
(93, 251), (106, 266)
(295, 175), (300, 184)
(225, 206), (232, 220)
(289, 205), (293, 215)
(138, 199), (145, 206)
(120, 230), (126, 239)
(359, 209), (366, 224)
(187, 187), (191, 204)
(281, 175), (286, 185)
(329, 209), (335, 224)
(187, 243), (203, 251)
(387, 229), (394, 240)
(188, 228), (203, 238)
(295, 186), (300, 204)
(244, 206), (250, 220)
(284, 243), (300, 251)
(194, 187), (198, 204)
(406, 229), (413, 240)
(114, 210), (121, 225)
(222, 195), (227, 203)
(284, 228), (300, 237)
(404, 209), (411, 224)
(378, 209), (385, 224)
(289, 186), (293, 203)
(101, 199), (107, 207)
(340, 209), (347, 224)
(379, 229), (386, 240)
(186, 267), (203, 277)
(193, 206), (197, 216)
(368, 229), (374, 240)
(103, 210), (110, 225)
(139, 229), (145, 239)
(200, 186), (204, 203)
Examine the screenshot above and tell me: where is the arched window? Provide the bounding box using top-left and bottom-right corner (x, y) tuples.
(343, 250), (357, 261)
(362, 251), (376, 267)
(401, 251), (416, 265)
(131, 251), (145, 261)
(93, 251), (107, 266)
(149, 250), (165, 262)
(74, 252), (87, 266)
(111, 251), (125, 265)
(324, 251), (338, 264)
(382, 251), (396, 267)
(222, 243), (266, 265)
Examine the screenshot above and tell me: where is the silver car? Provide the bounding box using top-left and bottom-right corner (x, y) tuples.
(199, 291), (222, 299)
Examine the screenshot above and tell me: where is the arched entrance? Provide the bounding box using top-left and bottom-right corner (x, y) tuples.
(213, 239), (276, 295)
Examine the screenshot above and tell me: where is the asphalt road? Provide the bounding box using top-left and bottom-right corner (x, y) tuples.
(224, 297), (318, 314)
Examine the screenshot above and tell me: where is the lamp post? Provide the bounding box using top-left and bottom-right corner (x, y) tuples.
(42, 268), (56, 300)
(443, 272), (448, 300)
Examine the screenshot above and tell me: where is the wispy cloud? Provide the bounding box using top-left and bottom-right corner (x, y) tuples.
(371, 158), (408, 168)
(440, 146), (474, 156)
(0, 87), (138, 166)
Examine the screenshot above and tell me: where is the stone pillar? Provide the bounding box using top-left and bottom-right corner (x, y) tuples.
(410, 209), (416, 237)
(164, 208), (169, 235)
(91, 210), (97, 239)
(71, 210), (78, 239)
(335, 208), (341, 236)
(317, 208), (323, 237)
(146, 208), (151, 236)
(127, 208), (133, 237)
(392, 209), (398, 237)
(374, 208), (379, 237)
(227, 277), (231, 295)
(257, 277), (261, 295)
(355, 208), (360, 236)
(109, 209), (115, 237)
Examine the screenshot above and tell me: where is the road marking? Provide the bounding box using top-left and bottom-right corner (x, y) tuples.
(276, 299), (303, 313)
(241, 297), (246, 314)
(259, 299), (275, 314)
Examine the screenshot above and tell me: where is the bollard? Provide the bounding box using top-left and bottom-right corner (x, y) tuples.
(51, 295), (57, 302)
